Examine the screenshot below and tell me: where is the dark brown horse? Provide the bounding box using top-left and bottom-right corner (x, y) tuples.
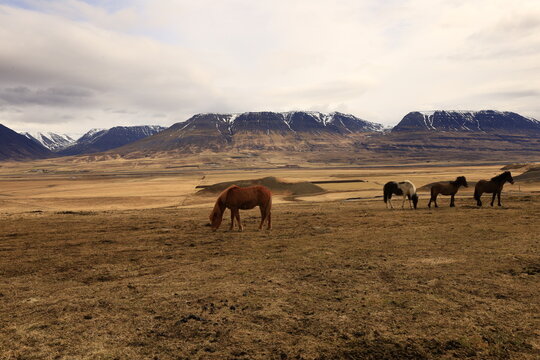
(428, 176), (468, 208)
(474, 171), (514, 207)
(209, 185), (272, 231)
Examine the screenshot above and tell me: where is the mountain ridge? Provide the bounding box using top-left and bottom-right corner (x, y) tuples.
(58, 125), (165, 156)
(393, 110), (540, 132)
(115, 111), (383, 154)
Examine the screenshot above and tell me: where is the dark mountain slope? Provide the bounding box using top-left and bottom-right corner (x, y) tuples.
(0, 123), (53, 161)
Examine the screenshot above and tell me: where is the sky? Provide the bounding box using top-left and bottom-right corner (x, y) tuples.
(1, 0), (539, 137)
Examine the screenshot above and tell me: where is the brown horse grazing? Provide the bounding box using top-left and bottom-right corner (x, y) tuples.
(428, 176), (468, 208)
(209, 185), (272, 232)
(474, 171), (514, 207)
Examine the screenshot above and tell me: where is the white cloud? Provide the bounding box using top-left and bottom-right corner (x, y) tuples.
(0, 0), (539, 135)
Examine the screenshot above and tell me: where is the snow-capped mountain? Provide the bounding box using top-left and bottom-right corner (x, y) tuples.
(22, 132), (75, 151)
(176, 111), (382, 135)
(392, 110), (540, 132)
(58, 125), (165, 156)
(113, 111), (383, 154)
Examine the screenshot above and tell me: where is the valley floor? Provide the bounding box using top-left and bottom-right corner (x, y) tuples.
(1, 195), (539, 359)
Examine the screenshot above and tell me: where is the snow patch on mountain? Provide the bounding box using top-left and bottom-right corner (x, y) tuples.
(22, 132), (75, 151)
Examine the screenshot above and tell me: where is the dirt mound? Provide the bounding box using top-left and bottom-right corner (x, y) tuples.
(196, 176), (324, 196)
(514, 166), (540, 182)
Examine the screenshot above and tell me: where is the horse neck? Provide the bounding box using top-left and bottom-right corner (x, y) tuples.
(217, 191), (228, 211)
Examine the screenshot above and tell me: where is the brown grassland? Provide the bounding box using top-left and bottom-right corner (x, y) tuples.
(0, 157), (539, 359)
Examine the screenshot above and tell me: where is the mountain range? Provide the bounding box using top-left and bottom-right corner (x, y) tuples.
(1, 110), (539, 161)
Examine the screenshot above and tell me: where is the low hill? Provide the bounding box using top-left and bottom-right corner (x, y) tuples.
(196, 176), (325, 196)
(514, 166), (540, 182)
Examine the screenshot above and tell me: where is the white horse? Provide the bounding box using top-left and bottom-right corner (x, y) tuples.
(383, 180), (418, 209)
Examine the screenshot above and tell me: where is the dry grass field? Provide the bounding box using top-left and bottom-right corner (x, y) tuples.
(1, 159), (539, 359)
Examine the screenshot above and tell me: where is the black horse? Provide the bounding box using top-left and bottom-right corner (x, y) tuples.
(474, 171), (514, 207)
(428, 176), (468, 208)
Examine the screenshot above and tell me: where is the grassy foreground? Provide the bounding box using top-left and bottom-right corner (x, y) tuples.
(0, 196), (539, 359)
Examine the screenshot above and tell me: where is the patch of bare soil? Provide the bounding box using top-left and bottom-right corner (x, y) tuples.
(196, 176), (325, 196)
(0, 196), (539, 359)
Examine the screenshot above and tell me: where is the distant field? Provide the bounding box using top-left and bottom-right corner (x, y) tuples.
(0, 159), (539, 359)
(0, 158), (538, 212)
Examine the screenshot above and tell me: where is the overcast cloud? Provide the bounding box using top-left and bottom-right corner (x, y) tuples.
(0, 0), (539, 136)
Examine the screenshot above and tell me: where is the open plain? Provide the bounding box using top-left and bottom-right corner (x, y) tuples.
(1, 158), (539, 359)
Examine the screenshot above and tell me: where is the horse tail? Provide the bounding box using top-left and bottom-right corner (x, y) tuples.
(267, 193), (273, 212)
(474, 188), (480, 201)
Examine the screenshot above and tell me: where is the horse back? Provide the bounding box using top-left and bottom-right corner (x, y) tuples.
(475, 179), (500, 193)
(384, 181), (403, 196)
(225, 185), (271, 209)
(399, 180), (416, 195)
(431, 182), (453, 195)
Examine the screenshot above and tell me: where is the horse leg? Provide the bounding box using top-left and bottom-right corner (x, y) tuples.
(267, 210), (272, 230)
(229, 209), (235, 231)
(491, 193), (496, 207)
(258, 206), (265, 230)
(235, 210), (243, 232)
(497, 192), (502, 206)
(476, 191), (482, 207)
(401, 195), (406, 209)
(450, 195), (455, 207)
(433, 195), (438, 208)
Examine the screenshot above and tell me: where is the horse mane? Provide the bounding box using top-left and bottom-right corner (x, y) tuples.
(212, 186), (235, 215)
(490, 171), (510, 182)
